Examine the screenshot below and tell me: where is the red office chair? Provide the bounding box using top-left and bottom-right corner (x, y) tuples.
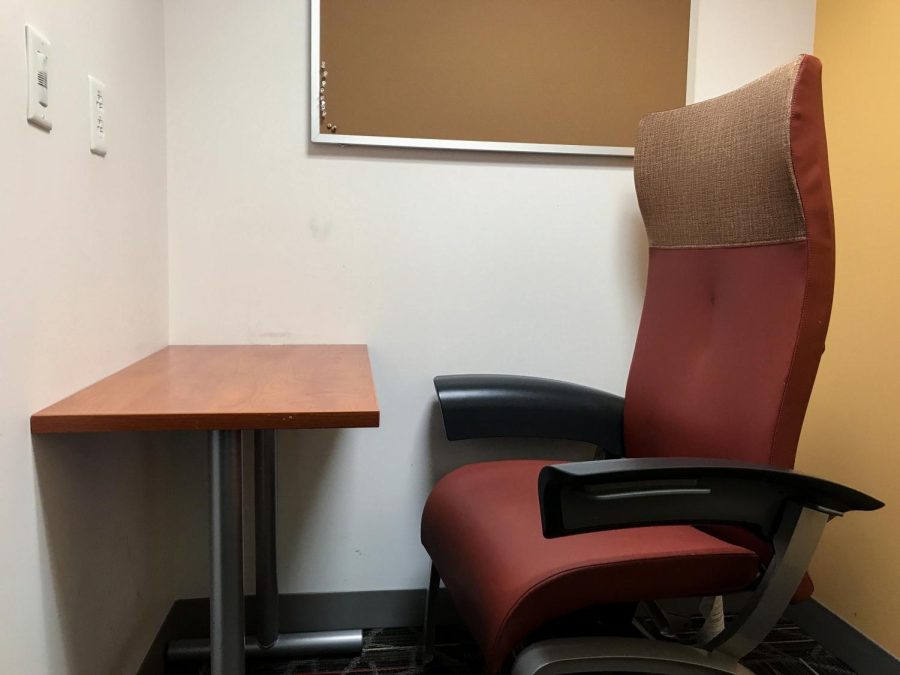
(420, 55), (883, 675)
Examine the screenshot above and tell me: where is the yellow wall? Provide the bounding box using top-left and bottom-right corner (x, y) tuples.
(797, 0), (900, 655)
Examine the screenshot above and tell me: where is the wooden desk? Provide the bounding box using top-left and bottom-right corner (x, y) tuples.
(32, 345), (380, 675)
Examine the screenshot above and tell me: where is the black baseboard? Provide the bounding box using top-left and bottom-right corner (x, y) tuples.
(139, 591), (898, 675)
(786, 599), (899, 675)
(138, 602), (202, 675)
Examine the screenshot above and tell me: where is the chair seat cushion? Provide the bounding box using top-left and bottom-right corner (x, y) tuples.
(421, 460), (761, 673)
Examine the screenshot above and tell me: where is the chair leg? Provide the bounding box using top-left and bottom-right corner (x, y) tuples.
(511, 637), (755, 675)
(705, 505), (828, 658)
(422, 562), (440, 664)
(643, 600), (691, 639)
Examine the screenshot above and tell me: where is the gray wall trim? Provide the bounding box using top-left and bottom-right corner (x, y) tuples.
(139, 591), (899, 675)
(786, 599), (899, 675)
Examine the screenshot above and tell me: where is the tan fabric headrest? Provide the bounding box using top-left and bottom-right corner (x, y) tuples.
(635, 57), (806, 249)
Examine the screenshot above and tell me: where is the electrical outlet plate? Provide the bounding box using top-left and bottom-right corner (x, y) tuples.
(25, 25), (51, 131)
(89, 75), (107, 156)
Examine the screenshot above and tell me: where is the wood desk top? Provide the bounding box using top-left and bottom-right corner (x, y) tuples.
(31, 345), (380, 433)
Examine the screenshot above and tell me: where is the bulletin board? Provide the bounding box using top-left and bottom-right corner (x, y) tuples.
(310, 0), (692, 157)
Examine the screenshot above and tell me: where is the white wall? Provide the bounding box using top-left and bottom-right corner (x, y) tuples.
(163, 0), (817, 598)
(0, 0), (173, 673)
(689, 0), (817, 102)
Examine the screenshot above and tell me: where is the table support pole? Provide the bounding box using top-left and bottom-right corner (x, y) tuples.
(254, 429), (279, 649)
(210, 429), (245, 675)
(169, 430), (363, 667)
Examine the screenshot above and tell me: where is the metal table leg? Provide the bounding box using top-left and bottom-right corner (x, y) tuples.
(251, 429), (363, 655)
(169, 430), (361, 666)
(254, 429), (279, 649)
(210, 429), (245, 675)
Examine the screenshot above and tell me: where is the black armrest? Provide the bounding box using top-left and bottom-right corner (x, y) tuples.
(434, 374), (624, 455)
(539, 457), (883, 540)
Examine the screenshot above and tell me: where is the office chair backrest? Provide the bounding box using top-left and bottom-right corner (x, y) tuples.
(625, 55), (834, 469)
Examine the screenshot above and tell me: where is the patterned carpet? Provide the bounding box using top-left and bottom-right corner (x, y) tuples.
(171, 617), (856, 675)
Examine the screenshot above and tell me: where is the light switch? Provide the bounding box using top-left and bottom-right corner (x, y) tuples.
(25, 25), (51, 131)
(89, 75), (107, 156)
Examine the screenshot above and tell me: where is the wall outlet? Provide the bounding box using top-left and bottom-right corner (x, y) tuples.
(25, 25), (52, 131)
(89, 75), (107, 156)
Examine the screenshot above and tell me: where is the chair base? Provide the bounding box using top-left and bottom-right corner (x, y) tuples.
(511, 637), (755, 675)
(422, 562), (440, 663)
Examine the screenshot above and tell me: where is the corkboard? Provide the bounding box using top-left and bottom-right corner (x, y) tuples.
(315, 0), (691, 152)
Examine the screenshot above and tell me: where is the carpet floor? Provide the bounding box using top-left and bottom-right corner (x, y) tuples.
(169, 617), (855, 675)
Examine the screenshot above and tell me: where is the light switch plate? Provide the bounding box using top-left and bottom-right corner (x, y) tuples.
(25, 25), (51, 131)
(89, 75), (107, 156)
